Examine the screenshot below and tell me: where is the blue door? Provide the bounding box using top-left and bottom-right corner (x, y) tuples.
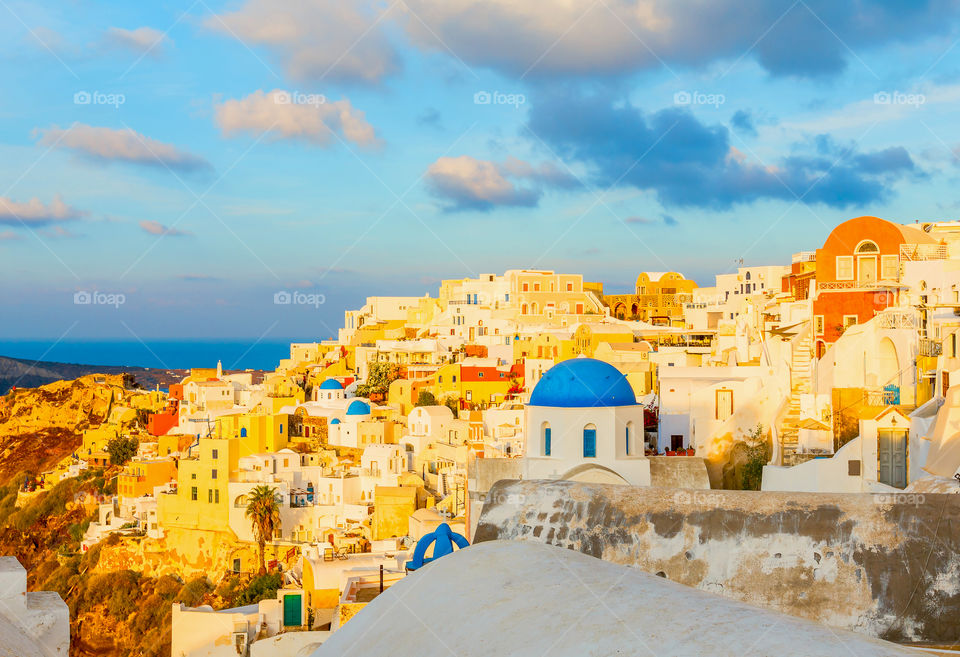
(583, 428), (596, 458)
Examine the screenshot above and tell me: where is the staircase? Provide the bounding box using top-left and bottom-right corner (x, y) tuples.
(778, 328), (813, 466)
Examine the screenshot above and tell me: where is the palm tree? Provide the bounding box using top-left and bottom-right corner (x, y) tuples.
(245, 485), (281, 575)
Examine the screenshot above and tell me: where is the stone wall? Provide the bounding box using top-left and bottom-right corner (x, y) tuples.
(474, 479), (960, 645)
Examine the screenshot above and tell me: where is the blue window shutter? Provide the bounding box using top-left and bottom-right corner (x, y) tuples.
(583, 428), (596, 458)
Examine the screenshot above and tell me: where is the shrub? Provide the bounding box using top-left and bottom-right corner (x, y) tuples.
(236, 572), (283, 606)
(176, 576), (212, 607)
(106, 436), (138, 467)
(740, 425), (770, 491)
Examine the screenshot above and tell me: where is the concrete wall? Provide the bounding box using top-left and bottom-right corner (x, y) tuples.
(474, 479), (960, 644)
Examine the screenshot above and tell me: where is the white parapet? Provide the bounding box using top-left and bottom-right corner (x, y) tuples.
(0, 556), (70, 656)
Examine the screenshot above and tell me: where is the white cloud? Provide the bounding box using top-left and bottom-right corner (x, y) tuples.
(214, 90), (378, 147)
(37, 123), (210, 171)
(104, 26), (170, 56)
(425, 155), (548, 211)
(206, 0), (398, 84)
(0, 194), (84, 226)
(140, 220), (191, 236)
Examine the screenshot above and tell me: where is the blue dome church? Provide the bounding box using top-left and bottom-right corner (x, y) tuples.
(524, 356), (650, 486)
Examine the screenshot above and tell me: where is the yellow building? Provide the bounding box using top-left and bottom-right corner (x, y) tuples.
(572, 323), (636, 357)
(215, 412), (290, 456)
(512, 332), (578, 362)
(605, 271), (698, 325)
(79, 425), (120, 458)
(157, 437), (239, 533)
(371, 486), (421, 541)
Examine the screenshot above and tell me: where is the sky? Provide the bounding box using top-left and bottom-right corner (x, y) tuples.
(2, 0), (960, 345)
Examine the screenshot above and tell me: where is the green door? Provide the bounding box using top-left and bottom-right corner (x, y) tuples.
(283, 593), (302, 627)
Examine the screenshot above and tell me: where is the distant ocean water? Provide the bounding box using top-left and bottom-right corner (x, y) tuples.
(0, 339), (307, 371)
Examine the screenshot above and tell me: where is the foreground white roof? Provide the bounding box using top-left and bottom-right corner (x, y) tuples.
(313, 541), (916, 657)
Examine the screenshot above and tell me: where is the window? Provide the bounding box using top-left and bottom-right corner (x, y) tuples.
(239, 427), (247, 438)
(836, 256), (854, 280)
(952, 333), (957, 358)
(814, 315), (824, 335)
(566, 283), (573, 291)
(856, 240), (879, 253)
(212, 449), (219, 459)
(466, 390), (472, 401)
(542, 423), (551, 456)
(874, 256), (898, 283)
(478, 372), (484, 377)
(208, 489), (214, 503)
(215, 489), (220, 503)
(211, 469), (218, 479)
(625, 421), (635, 456)
(522, 283), (529, 291)
(583, 424), (597, 458)
(843, 315), (858, 329)
(534, 283), (541, 291)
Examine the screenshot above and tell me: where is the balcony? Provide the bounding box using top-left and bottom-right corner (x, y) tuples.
(919, 338), (943, 357)
(876, 310), (917, 330)
(900, 244), (948, 261)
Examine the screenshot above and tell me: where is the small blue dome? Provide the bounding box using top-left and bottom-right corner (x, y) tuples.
(346, 400), (371, 416)
(529, 357), (636, 408)
(330, 418), (341, 425)
(319, 378), (343, 390)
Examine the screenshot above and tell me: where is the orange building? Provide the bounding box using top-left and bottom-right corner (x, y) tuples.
(812, 216), (942, 353)
(117, 459), (178, 499)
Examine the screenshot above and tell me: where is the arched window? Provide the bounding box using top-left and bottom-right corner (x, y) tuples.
(856, 240), (879, 254)
(542, 422), (552, 456)
(583, 424), (597, 458)
(240, 427), (247, 438)
(745, 271), (751, 280)
(625, 421), (635, 456)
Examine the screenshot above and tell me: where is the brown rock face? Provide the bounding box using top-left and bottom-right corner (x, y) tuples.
(0, 375), (129, 484)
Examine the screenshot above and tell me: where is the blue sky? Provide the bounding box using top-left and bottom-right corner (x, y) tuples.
(2, 0), (960, 343)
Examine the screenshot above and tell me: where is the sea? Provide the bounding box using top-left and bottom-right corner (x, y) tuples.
(0, 339), (309, 371)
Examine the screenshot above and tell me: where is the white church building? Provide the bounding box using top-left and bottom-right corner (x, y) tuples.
(523, 356), (651, 486)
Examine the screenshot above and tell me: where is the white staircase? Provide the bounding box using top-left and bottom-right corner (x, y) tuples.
(778, 328), (813, 466)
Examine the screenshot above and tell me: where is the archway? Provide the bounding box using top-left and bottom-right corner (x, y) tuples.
(876, 337), (899, 389)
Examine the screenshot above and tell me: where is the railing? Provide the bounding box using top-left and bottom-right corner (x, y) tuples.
(900, 244), (949, 261)
(865, 386), (900, 406)
(919, 338), (943, 357)
(877, 310), (916, 329)
(792, 251), (816, 263)
(818, 280), (900, 291)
